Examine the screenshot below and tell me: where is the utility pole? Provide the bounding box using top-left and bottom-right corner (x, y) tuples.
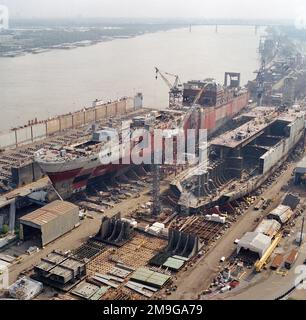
(299, 216), (305, 247)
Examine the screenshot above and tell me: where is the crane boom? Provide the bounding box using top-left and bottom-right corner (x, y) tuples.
(155, 67), (173, 89)
(155, 67), (183, 109)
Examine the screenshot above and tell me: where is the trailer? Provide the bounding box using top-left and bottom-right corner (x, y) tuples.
(270, 254), (283, 270)
(284, 249), (298, 269)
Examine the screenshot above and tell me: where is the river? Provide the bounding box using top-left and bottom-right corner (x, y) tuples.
(0, 25), (262, 131)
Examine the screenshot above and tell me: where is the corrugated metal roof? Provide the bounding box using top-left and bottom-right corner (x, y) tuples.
(131, 267), (170, 288)
(237, 232), (271, 257)
(255, 219), (281, 238)
(20, 200), (78, 226)
(268, 205), (292, 224)
(163, 257), (185, 270)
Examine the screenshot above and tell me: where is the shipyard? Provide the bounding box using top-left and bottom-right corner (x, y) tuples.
(2, 2), (306, 307)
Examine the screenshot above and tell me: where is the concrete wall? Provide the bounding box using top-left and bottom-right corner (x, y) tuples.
(0, 131), (15, 150)
(47, 119), (60, 135)
(0, 97), (138, 150)
(16, 127), (32, 146)
(32, 123), (47, 141)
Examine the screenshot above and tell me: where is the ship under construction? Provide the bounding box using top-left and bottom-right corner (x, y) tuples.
(34, 72), (249, 198)
(171, 104), (305, 213)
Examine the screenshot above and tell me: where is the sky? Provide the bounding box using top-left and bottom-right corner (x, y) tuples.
(1, 0), (306, 20)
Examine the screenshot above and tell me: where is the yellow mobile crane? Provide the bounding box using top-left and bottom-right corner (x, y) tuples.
(254, 232), (282, 272)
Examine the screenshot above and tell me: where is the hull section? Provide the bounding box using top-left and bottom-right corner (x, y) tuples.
(37, 92), (250, 199)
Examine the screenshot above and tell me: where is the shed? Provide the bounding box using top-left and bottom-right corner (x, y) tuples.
(267, 205), (292, 225)
(282, 193), (300, 210)
(131, 267), (171, 288)
(162, 256), (186, 271)
(237, 232), (271, 258)
(19, 200), (79, 247)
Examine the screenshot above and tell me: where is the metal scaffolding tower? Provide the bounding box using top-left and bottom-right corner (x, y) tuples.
(283, 76), (296, 107)
(151, 163), (161, 216)
(256, 57), (266, 106)
(145, 120), (162, 217)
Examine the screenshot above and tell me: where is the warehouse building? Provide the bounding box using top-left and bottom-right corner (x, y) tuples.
(19, 200), (79, 247)
(267, 204), (293, 225)
(237, 232), (271, 258)
(254, 219), (281, 238)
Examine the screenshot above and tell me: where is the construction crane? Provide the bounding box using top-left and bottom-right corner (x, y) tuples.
(151, 70), (210, 217)
(254, 233), (282, 272)
(255, 57), (266, 106)
(179, 81), (212, 212)
(155, 67), (183, 109)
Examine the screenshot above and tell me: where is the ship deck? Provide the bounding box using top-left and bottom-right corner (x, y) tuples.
(210, 107), (277, 149)
(0, 107), (158, 193)
(35, 109), (185, 163)
(172, 105), (305, 210)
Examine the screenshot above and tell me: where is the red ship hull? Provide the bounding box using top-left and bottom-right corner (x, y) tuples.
(45, 91), (249, 198)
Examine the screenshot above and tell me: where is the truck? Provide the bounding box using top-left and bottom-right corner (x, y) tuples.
(284, 249), (299, 269)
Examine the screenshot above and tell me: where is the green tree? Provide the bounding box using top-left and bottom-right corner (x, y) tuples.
(1, 224), (9, 234)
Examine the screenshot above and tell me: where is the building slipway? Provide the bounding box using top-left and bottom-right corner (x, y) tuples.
(0, 95), (141, 193)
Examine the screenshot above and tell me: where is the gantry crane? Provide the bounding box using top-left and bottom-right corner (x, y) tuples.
(155, 67), (183, 109)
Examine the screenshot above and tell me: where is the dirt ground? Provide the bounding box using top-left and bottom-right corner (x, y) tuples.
(6, 178), (171, 285)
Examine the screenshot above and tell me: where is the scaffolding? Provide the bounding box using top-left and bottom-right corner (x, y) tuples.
(151, 163), (161, 216)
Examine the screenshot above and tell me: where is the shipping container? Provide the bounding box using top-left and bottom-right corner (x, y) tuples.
(285, 249), (298, 269)
(270, 254), (283, 270)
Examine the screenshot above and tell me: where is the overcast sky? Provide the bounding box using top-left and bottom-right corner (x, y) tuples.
(1, 0), (306, 20)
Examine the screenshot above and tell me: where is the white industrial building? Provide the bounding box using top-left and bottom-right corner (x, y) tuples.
(267, 204), (293, 225)
(237, 232), (271, 258)
(254, 219), (281, 238)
